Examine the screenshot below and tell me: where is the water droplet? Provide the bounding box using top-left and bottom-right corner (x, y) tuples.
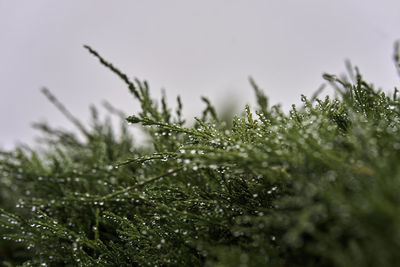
(209, 164), (218, 170)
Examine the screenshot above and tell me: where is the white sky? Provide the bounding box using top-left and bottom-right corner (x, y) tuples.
(1, 0), (399, 149)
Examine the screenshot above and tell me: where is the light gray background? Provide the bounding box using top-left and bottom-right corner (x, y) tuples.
(1, 0), (399, 149)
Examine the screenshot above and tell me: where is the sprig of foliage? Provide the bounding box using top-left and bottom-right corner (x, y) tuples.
(1, 45), (400, 266)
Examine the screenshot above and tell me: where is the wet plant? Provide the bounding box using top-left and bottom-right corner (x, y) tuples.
(1, 43), (400, 266)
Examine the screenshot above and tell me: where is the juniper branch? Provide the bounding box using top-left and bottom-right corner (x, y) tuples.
(84, 45), (141, 100)
(100, 167), (183, 200)
(41, 87), (91, 138)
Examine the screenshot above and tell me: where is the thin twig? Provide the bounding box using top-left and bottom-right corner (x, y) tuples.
(101, 167), (183, 200)
(41, 87), (91, 138)
(84, 45), (141, 100)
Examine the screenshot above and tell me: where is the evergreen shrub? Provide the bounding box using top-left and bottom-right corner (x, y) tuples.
(1, 43), (400, 266)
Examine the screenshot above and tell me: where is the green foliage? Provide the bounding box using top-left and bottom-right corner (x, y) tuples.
(1, 45), (400, 266)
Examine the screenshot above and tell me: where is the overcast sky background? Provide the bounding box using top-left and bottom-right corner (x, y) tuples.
(1, 1), (399, 150)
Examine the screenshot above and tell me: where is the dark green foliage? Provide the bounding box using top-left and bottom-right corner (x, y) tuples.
(1, 45), (400, 266)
